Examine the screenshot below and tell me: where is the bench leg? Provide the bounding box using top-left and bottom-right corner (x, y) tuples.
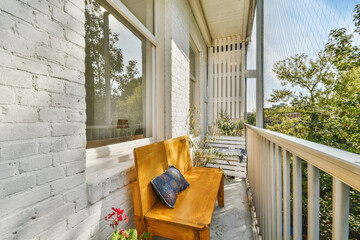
(217, 176), (224, 207)
(197, 227), (210, 240)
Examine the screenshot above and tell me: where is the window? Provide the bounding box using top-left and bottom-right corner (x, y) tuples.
(117, 0), (155, 34)
(85, 0), (153, 148)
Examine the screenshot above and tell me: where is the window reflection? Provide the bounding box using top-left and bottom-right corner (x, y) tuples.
(85, 0), (148, 148)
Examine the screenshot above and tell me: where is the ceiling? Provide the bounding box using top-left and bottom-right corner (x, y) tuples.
(199, 0), (254, 44)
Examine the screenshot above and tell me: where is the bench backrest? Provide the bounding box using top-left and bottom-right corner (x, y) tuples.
(133, 141), (168, 217)
(133, 135), (192, 217)
(164, 135), (192, 175)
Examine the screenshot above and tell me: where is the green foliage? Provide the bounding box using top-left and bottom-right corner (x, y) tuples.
(267, 4), (360, 239)
(188, 107), (227, 169)
(215, 111), (244, 136)
(246, 112), (256, 126)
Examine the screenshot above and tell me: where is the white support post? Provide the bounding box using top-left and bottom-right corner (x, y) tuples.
(293, 156), (302, 240)
(256, 0), (264, 127)
(237, 36), (241, 119)
(332, 178), (350, 240)
(308, 163), (320, 240)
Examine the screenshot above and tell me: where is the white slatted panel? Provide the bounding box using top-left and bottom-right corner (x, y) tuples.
(209, 36), (242, 122)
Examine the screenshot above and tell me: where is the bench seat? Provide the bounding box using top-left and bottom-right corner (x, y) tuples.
(132, 136), (224, 240)
(146, 167), (224, 230)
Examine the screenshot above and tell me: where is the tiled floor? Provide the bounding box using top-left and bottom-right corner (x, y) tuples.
(153, 177), (256, 240)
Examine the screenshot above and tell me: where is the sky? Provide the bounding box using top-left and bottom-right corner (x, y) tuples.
(246, 0), (359, 112)
(108, 13), (143, 77)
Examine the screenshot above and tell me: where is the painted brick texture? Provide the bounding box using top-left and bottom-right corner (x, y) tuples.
(0, 0), (207, 239)
(0, 0), (141, 239)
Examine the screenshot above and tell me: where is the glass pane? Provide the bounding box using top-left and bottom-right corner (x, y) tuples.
(117, 0), (154, 34)
(85, 0), (150, 148)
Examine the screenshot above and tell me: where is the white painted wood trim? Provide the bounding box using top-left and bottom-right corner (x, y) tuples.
(187, 0), (212, 47)
(214, 39), (218, 120)
(208, 46), (213, 125)
(100, 0), (158, 46)
(231, 36), (235, 118)
(227, 37), (231, 116)
(236, 36), (241, 119)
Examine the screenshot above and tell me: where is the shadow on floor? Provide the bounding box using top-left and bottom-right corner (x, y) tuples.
(153, 177), (255, 240)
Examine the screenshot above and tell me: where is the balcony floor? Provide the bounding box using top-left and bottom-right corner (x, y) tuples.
(154, 177), (255, 240)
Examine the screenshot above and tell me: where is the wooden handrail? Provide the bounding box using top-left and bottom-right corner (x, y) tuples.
(246, 124), (359, 240)
(245, 124), (360, 191)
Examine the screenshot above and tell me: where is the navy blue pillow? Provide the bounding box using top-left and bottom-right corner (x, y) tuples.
(151, 165), (190, 208)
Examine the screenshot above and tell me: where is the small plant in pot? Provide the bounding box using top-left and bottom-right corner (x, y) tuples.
(105, 207), (150, 240)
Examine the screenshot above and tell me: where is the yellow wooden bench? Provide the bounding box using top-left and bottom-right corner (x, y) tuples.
(132, 136), (224, 240)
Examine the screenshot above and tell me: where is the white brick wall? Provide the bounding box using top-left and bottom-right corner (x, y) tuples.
(0, 0), (208, 238)
(164, 0), (207, 138)
(0, 0), (144, 238)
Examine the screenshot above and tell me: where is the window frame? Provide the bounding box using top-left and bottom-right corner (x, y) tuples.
(98, 0), (158, 46)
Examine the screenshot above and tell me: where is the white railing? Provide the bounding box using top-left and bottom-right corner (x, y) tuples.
(246, 124), (360, 240)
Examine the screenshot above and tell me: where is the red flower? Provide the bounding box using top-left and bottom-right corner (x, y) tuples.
(124, 214), (129, 223)
(118, 215), (123, 221)
(120, 229), (125, 234)
(115, 208), (124, 215)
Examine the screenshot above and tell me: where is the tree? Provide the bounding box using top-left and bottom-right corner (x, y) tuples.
(266, 4), (360, 239)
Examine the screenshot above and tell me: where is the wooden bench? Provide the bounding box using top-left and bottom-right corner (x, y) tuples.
(132, 136), (224, 240)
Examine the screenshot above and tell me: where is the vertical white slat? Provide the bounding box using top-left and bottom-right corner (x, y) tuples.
(293, 156), (302, 240)
(222, 38), (226, 115)
(214, 39), (218, 120)
(332, 178), (350, 240)
(271, 143), (277, 240)
(263, 138), (267, 239)
(261, 137), (265, 237)
(240, 40), (245, 121)
(231, 36), (235, 118)
(236, 36), (241, 119)
(219, 38), (223, 114)
(227, 37), (231, 116)
(283, 150), (290, 240)
(276, 146), (283, 240)
(208, 46), (213, 125)
(308, 163), (319, 240)
(267, 140), (272, 239)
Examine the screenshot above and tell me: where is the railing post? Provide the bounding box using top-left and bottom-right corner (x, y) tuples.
(332, 178), (350, 240)
(283, 150), (290, 240)
(308, 163), (319, 240)
(266, 140), (271, 239)
(271, 143), (276, 240)
(293, 156), (302, 240)
(276, 146), (282, 240)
